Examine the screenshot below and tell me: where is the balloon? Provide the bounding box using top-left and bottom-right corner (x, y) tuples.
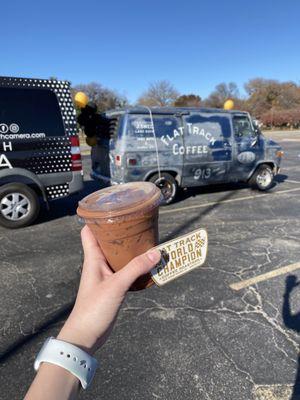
(224, 99), (234, 110)
(86, 136), (97, 147)
(75, 92), (89, 109)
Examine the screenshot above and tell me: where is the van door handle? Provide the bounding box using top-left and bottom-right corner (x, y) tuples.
(223, 142), (231, 148)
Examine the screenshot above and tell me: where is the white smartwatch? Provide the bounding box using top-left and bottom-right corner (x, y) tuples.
(34, 337), (98, 389)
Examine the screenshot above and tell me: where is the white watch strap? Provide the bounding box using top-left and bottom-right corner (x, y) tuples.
(34, 337), (98, 389)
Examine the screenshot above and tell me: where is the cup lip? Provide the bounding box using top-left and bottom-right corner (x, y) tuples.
(77, 182), (162, 221)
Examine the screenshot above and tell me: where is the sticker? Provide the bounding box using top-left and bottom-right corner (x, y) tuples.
(151, 228), (208, 286)
(237, 151), (256, 164)
(0, 123), (8, 133)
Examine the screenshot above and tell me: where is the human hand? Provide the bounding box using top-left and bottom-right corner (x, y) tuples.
(57, 225), (161, 355)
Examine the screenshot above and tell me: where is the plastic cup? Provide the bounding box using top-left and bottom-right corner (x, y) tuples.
(77, 182), (162, 290)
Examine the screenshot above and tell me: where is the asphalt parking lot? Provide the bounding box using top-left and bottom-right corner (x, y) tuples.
(1, 131), (300, 400)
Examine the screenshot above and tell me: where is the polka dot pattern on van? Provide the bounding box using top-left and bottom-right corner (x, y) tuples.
(0, 76), (77, 199)
(0, 76), (77, 137)
(46, 184), (69, 199)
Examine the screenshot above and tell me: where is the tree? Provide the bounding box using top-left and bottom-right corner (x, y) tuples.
(71, 82), (128, 112)
(244, 78), (300, 117)
(173, 94), (201, 107)
(204, 82), (240, 108)
(260, 108), (300, 129)
(137, 80), (180, 107)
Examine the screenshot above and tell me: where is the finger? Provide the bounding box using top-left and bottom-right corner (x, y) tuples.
(81, 225), (106, 262)
(80, 226), (113, 281)
(114, 249), (161, 292)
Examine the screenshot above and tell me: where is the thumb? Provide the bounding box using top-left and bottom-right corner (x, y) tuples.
(114, 249), (161, 291)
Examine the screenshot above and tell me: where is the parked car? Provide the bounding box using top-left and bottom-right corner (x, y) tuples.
(90, 107), (283, 204)
(0, 76), (83, 228)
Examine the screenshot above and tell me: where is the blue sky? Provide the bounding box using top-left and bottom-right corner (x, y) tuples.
(1, 0), (300, 102)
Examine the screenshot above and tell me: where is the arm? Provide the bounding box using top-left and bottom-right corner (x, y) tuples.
(25, 225), (161, 400)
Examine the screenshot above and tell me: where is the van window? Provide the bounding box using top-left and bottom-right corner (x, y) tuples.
(0, 87), (65, 137)
(126, 115), (178, 139)
(232, 115), (254, 139)
(184, 114), (231, 148)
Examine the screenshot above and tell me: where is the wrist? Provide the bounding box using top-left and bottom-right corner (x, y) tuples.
(38, 361), (81, 387)
(57, 320), (97, 356)
(34, 337), (98, 391)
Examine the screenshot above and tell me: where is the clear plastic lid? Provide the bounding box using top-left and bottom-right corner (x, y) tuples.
(77, 182), (162, 220)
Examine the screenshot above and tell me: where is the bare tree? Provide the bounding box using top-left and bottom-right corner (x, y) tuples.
(173, 94), (201, 107)
(204, 82), (240, 108)
(72, 82), (128, 112)
(137, 80), (180, 107)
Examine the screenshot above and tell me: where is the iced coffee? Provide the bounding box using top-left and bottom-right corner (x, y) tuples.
(77, 182), (162, 290)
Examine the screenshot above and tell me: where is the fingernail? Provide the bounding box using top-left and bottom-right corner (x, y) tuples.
(146, 249), (161, 263)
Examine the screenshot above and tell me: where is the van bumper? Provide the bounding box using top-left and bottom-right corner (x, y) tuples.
(69, 171), (84, 194)
(38, 171), (84, 197)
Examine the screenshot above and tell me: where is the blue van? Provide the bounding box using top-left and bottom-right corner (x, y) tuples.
(90, 107), (283, 203)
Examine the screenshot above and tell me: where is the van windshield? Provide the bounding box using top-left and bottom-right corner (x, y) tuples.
(0, 87), (65, 138)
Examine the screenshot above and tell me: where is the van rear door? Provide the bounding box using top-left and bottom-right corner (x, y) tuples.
(181, 113), (232, 187)
(119, 113), (184, 183)
(0, 83), (81, 199)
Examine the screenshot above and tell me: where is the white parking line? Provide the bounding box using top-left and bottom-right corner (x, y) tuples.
(286, 179), (300, 184)
(230, 262), (300, 291)
(160, 187), (300, 215)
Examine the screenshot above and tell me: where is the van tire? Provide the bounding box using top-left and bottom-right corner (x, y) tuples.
(0, 183), (40, 229)
(149, 172), (177, 205)
(249, 164), (274, 191)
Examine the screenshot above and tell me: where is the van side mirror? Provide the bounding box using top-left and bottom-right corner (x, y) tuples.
(251, 136), (258, 147)
(252, 119), (261, 135)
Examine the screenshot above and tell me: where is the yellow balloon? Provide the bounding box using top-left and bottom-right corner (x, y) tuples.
(224, 99), (234, 110)
(75, 92), (89, 108)
(86, 136), (97, 147)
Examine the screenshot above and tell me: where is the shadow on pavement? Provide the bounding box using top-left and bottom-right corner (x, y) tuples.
(0, 302), (73, 362)
(161, 176), (285, 242)
(173, 177), (284, 205)
(275, 174), (289, 183)
(282, 275), (300, 399)
(174, 181), (250, 205)
(35, 179), (101, 225)
(35, 174), (287, 226)
(161, 189), (236, 243)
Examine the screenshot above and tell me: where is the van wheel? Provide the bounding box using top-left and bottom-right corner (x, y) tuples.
(249, 164), (274, 191)
(149, 172), (177, 205)
(0, 183), (40, 229)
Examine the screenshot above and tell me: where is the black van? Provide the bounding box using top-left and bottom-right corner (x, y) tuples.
(0, 76), (83, 228)
(90, 107), (283, 203)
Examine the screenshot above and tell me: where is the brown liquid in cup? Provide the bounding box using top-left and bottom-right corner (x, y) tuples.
(77, 182), (162, 290)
